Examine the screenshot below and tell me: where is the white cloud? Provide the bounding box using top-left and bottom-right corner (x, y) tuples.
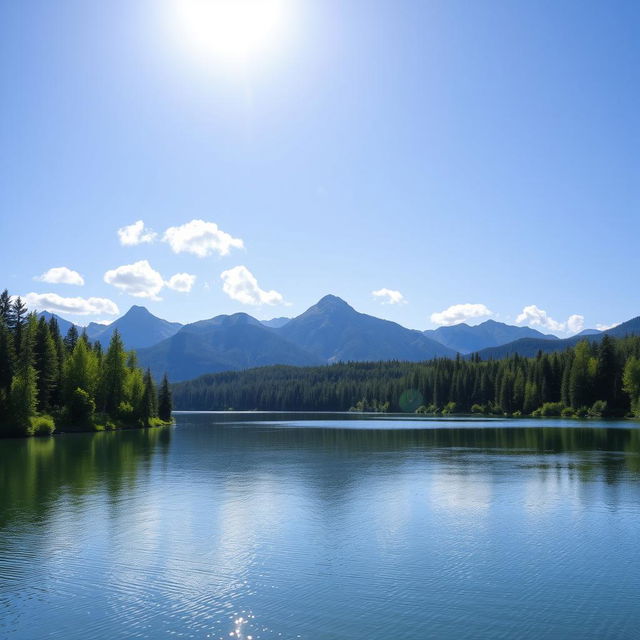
(596, 322), (620, 332)
(35, 266), (85, 286)
(104, 260), (165, 300)
(430, 303), (493, 326)
(516, 305), (586, 334)
(163, 219), (244, 257)
(372, 288), (406, 305)
(566, 314), (585, 334)
(117, 220), (157, 246)
(516, 305), (565, 332)
(220, 266), (284, 306)
(23, 293), (119, 316)
(166, 272), (196, 293)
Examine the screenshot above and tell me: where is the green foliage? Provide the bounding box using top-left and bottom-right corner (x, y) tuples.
(532, 402), (564, 417)
(0, 290), (166, 437)
(68, 388), (96, 428)
(622, 356), (640, 417)
(442, 401), (457, 415)
(30, 414), (56, 436)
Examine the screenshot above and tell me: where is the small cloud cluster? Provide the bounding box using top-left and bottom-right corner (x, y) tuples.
(516, 305), (584, 334)
(35, 266), (85, 286)
(164, 219), (244, 257)
(117, 220), (157, 246)
(104, 260), (196, 301)
(118, 218), (244, 258)
(372, 288), (406, 305)
(430, 303), (493, 327)
(24, 292), (119, 316)
(166, 272), (197, 293)
(220, 266), (284, 306)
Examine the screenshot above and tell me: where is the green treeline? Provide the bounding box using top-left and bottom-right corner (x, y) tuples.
(0, 289), (173, 438)
(173, 335), (640, 418)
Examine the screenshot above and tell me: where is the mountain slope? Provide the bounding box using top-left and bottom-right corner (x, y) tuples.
(36, 311), (79, 336)
(424, 319), (558, 354)
(90, 305), (182, 349)
(260, 317), (291, 328)
(137, 312), (320, 381)
(474, 316), (640, 359)
(277, 295), (456, 362)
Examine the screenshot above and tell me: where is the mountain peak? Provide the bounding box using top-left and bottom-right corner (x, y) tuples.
(315, 294), (352, 310)
(124, 305), (152, 317)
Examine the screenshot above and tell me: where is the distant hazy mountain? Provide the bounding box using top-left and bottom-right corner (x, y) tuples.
(137, 312), (320, 381)
(90, 305), (182, 349)
(575, 328), (601, 337)
(260, 317), (291, 328)
(424, 319), (558, 354)
(473, 316), (640, 359)
(278, 295), (456, 362)
(36, 311), (80, 336)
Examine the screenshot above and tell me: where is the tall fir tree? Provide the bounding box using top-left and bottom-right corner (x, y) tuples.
(158, 374), (173, 422)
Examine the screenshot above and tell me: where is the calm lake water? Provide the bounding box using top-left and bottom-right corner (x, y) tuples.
(2, 413), (640, 639)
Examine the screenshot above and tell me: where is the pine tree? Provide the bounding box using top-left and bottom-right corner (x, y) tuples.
(139, 369), (157, 425)
(63, 325), (79, 354)
(158, 374), (173, 422)
(33, 316), (58, 412)
(99, 330), (127, 416)
(0, 289), (11, 325)
(11, 297), (28, 355)
(8, 322), (37, 435)
(595, 335), (618, 412)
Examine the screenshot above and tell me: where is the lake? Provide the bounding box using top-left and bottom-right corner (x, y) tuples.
(1, 413), (640, 639)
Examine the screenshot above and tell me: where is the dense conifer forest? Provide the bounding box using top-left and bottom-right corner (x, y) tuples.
(173, 335), (640, 418)
(0, 289), (172, 437)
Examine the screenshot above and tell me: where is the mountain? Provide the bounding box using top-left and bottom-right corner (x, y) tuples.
(260, 317), (291, 328)
(424, 319), (558, 354)
(575, 328), (601, 337)
(277, 295), (456, 362)
(36, 311), (80, 336)
(473, 315), (640, 360)
(137, 312), (320, 381)
(90, 305), (183, 349)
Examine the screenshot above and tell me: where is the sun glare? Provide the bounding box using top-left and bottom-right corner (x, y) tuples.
(170, 0), (288, 65)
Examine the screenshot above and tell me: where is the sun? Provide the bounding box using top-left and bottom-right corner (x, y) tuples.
(170, 0), (288, 65)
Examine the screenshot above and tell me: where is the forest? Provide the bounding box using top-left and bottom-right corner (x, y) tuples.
(173, 334), (640, 418)
(0, 289), (172, 437)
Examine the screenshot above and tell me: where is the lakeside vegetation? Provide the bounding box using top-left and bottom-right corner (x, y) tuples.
(173, 335), (640, 418)
(0, 289), (173, 438)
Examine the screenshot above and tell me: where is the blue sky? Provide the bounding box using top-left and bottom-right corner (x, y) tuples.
(1, 0), (638, 334)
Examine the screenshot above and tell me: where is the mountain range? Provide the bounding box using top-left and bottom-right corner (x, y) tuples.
(38, 296), (640, 383)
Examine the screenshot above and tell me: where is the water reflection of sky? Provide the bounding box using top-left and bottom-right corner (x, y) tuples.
(1, 415), (640, 639)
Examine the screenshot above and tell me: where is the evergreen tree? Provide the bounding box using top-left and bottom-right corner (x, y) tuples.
(158, 374), (173, 422)
(99, 330), (127, 416)
(569, 341), (594, 409)
(622, 356), (640, 417)
(0, 289), (11, 324)
(8, 323), (37, 435)
(139, 369), (157, 425)
(595, 335), (618, 412)
(64, 325), (79, 354)
(11, 297), (28, 355)
(64, 338), (99, 402)
(34, 316), (59, 412)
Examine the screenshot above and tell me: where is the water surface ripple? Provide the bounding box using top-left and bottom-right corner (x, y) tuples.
(1, 413), (640, 639)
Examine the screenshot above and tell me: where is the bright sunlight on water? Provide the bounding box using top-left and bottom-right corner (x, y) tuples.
(2, 413), (640, 639)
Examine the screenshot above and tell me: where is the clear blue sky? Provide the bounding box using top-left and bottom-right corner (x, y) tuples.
(1, 0), (638, 334)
